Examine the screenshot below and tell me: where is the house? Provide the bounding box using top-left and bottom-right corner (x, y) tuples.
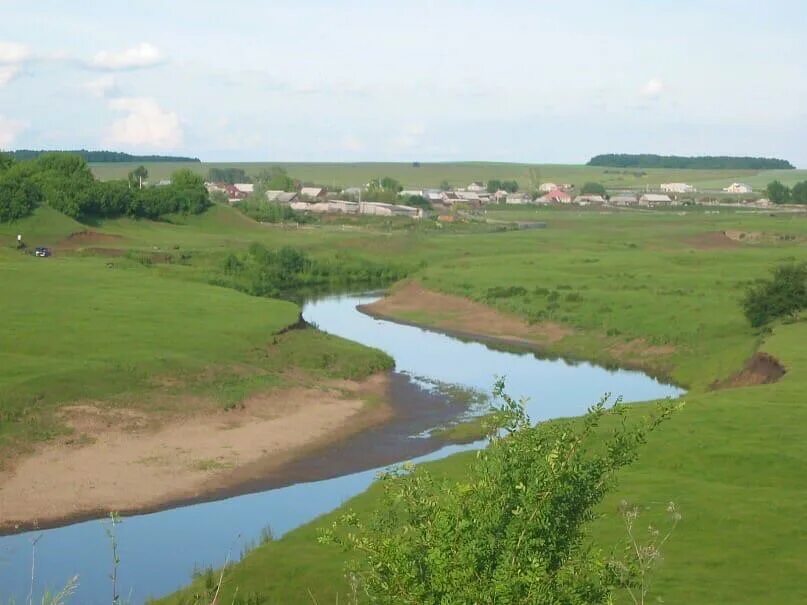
(222, 184), (248, 203)
(456, 191), (482, 203)
(156, 179), (172, 187)
(441, 191), (461, 205)
(573, 195), (606, 206)
(266, 191), (298, 203)
(233, 183), (254, 194)
(609, 194), (638, 206)
(538, 182), (558, 193)
(492, 189), (509, 203)
(466, 182), (486, 193)
(723, 183), (752, 194)
(505, 192), (531, 205)
(358, 202), (422, 218)
(205, 182), (227, 193)
(541, 189), (571, 204)
(300, 186), (327, 199)
(399, 189), (424, 198)
(660, 183), (695, 193)
(639, 193), (673, 205)
(329, 200), (359, 214)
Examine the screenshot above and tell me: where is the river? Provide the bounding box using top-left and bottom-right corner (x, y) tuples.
(0, 293), (683, 603)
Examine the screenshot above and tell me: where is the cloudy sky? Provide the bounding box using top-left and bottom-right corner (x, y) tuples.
(1, 0), (805, 165)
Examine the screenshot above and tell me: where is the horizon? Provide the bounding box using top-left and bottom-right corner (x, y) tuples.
(2, 1), (806, 166)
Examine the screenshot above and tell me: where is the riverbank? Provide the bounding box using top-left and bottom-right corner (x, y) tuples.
(0, 373), (392, 533)
(360, 281), (680, 384)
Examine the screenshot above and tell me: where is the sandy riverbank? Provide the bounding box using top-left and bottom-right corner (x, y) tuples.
(0, 374), (390, 532)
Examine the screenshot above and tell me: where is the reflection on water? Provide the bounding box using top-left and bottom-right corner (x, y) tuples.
(0, 293), (682, 604)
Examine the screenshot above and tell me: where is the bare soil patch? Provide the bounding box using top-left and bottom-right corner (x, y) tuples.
(686, 231), (741, 250)
(713, 352), (786, 389)
(0, 374), (390, 531)
(362, 281), (572, 346)
(60, 230), (124, 247)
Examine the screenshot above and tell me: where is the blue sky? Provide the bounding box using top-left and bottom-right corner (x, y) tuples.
(1, 0), (805, 165)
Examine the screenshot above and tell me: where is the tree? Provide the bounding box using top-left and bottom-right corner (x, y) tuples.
(323, 381), (678, 604)
(742, 263), (807, 327)
(765, 180), (791, 204)
(255, 166), (296, 191)
(439, 180), (450, 191)
(487, 179), (502, 193)
(790, 181), (807, 205)
(502, 179), (519, 193)
(380, 176), (403, 192)
(128, 165), (149, 189)
(0, 164), (42, 222)
(581, 182), (607, 196)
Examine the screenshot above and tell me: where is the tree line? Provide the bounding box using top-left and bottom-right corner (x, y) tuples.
(5, 149), (200, 163)
(0, 152), (210, 223)
(765, 180), (807, 204)
(588, 154), (794, 170)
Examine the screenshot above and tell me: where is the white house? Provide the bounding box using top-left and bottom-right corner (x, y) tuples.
(639, 193), (674, 205)
(233, 183), (254, 194)
(723, 183), (752, 194)
(574, 195), (606, 205)
(538, 182), (558, 193)
(505, 192), (532, 205)
(300, 186), (327, 199)
(610, 194), (638, 206)
(466, 182), (486, 193)
(660, 183), (695, 193)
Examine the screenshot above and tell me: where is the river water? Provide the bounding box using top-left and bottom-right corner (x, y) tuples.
(0, 293), (683, 604)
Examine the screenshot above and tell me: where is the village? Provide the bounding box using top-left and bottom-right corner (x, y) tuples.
(204, 177), (783, 220)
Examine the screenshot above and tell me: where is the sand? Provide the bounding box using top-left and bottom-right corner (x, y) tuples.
(0, 374), (390, 532)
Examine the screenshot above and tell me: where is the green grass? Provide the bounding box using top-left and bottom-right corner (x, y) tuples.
(0, 207), (396, 454)
(2, 188), (807, 603)
(89, 161), (807, 192)
(144, 204), (807, 604)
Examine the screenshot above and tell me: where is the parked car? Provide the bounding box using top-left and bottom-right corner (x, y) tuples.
(34, 247), (51, 257)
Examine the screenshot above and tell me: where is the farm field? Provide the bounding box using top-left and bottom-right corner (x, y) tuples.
(89, 161), (807, 191)
(2, 199), (806, 604)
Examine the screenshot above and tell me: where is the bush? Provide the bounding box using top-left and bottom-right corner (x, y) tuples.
(323, 381), (678, 604)
(486, 285), (528, 299)
(742, 263), (807, 327)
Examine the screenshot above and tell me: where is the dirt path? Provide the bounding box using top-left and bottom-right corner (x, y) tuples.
(361, 281), (572, 346)
(0, 375), (390, 532)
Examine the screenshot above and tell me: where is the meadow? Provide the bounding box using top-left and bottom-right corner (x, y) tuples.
(142, 205), (804, 604)
(2, 197), (806, 603)
(89, 161), (807, 191)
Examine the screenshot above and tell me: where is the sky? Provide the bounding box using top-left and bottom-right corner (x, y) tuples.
(1, 0), (805, 165)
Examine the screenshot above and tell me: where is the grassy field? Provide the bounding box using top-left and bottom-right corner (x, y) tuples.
(2, 195), (806, 603)
(0, 205), (395, 457)
(89, 161), (807, 192)
(135, 205), (806, 604)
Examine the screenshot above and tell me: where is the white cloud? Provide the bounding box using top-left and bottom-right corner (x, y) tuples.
(85, 75), (119, 98)
(391, 124), (426, 150)
(0, 65), (21, 86)
(0, 115), (26, 148)
(0, 42), (30, 64)
(340, 134), (364, 152)
(0, 42), (30, 87)
(106, 97), (183, 148)
(90, 43), (164, 70)
(640, 78), (664, 97)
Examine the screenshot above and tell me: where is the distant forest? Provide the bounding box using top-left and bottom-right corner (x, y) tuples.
(6, 150), (201, 163)
(587, 154), (794, 170)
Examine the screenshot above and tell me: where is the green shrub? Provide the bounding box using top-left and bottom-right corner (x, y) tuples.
(742, 263), (807, 327)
